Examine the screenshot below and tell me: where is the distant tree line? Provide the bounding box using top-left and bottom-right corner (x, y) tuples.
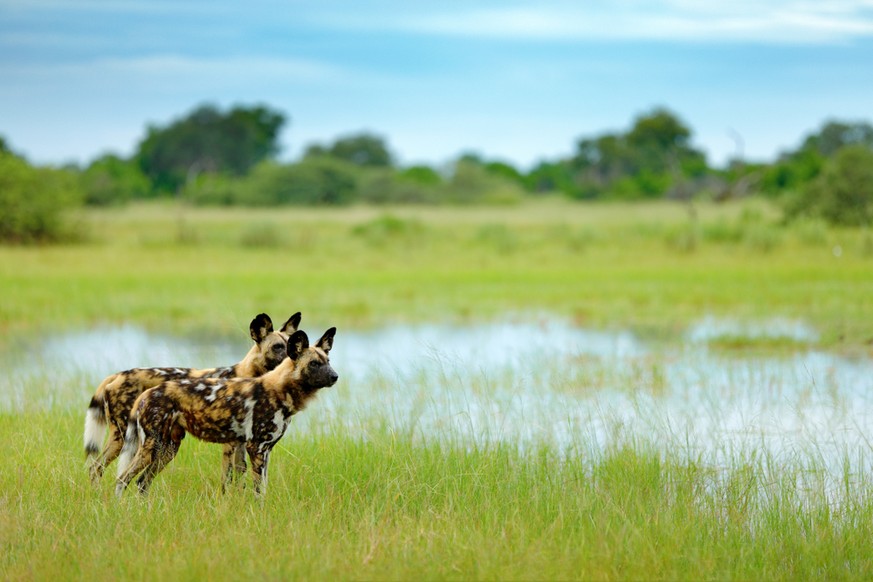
(1, 103), (872, 241)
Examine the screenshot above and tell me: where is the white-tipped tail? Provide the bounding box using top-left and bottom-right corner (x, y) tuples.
(83, 405), (106, 460)
(116, 421), (140, 478)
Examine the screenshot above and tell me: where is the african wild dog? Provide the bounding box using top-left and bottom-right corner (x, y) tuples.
(84, 312), (301, 487)
(115, 327), (337, 497)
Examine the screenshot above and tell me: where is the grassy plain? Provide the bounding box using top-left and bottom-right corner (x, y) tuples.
(3, 411), (873, 580)
(0, 198), (871, 348)
(2, 199), (873, 580)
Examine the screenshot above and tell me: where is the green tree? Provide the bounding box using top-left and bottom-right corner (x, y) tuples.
(759, 149), (824, 196)
(137, 103), (286, 194)
(627, 108), (695, 173)
(759, 120), (873, 198)
(800, 121), (873, 157)
(0, 151), (82, 242)
(524, 161), (577, 196)
(313, 133), (394, 167)
(566, 108), (707, 200)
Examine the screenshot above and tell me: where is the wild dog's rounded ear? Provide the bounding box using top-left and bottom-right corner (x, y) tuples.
(280, 312), (302, 333)
(250, 313), (274, 343)
(316, 327), (336, 354)
(287, 330), (309, 360)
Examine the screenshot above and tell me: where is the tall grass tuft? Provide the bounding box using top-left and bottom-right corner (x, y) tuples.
(239, 222), (284, 248)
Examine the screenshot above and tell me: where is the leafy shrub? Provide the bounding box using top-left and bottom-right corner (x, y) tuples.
(182, 174), (237, 205)
(351, 215), (427, 246)
(234, 162), (307, 205)
(80, 154), (150, 206)
(358, 169), (440, 204)
(0, 152), (82, 243)
(398, 165), (443, 186)
(184, 158), (357, 206)
(785, 145), (873, 226)
(444, 160), (524, 204)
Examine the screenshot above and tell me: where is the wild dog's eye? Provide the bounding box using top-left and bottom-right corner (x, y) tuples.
(308, 360), (319, 369)
(272, 344), (284, 352)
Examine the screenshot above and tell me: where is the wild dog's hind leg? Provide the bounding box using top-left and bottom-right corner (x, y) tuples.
(135, 438), (180, 495)
(221, 443), (248, 492)
(89, 424), (124, 484)
(115, 438), (157, 498)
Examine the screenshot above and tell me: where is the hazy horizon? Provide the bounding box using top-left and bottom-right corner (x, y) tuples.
(2, 1), (872, 170)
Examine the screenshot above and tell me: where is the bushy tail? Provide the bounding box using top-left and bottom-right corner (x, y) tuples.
(84, 375), (114, 461)
(116, 419), (141, 479)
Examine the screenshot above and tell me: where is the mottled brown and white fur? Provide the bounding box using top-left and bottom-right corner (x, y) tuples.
(116, 328), (337, 497)
(85, 312), (301, 487)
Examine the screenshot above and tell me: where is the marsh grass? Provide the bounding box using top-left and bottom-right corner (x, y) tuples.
(704, 334), (815, 353)
(3, 410), (873, 580)
(2, 200), (871, 349)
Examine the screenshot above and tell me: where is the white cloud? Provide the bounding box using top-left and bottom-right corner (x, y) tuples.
(346, 1), (873, 44)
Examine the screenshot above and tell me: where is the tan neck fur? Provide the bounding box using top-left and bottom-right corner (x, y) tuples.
(235, 343), (264, 377)
(260, 358), (300, 393)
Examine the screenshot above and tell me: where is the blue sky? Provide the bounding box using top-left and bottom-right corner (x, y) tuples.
(1, 0), (872, 170)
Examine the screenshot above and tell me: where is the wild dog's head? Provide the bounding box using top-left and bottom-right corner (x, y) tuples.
(286, 327), (338, 391)
(250, 312), (302, 372)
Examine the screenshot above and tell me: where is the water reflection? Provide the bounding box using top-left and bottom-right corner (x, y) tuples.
(4, 317), (872, 476)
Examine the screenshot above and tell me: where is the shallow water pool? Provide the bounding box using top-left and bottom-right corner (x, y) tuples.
(4, 316), (872, 477)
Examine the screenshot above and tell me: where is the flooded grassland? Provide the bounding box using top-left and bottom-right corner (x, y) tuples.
(2, 202), (873, 579)
(6, 316), (873, 482)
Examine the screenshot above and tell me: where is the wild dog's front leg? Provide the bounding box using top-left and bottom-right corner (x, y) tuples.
(233, 443), (247, 475)
(221, 443), (248, 492)
(246, 443), (272, 496)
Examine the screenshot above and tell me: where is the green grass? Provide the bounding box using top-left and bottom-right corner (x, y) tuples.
(0, 199), (871, 350)
(704, 334), (815, 353)
(3, 199), (873, 579)
(3, 411), (873, 580)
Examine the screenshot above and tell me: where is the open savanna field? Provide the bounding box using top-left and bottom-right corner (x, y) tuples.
(2, 199), (872, 344)
(2, 199), (873, 580)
